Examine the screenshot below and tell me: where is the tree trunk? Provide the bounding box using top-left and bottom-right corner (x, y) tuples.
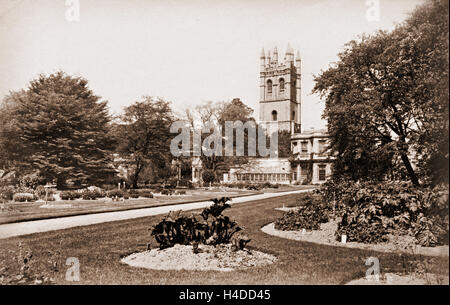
(131, 166), (143, 189)
(400, 152), (420, 186)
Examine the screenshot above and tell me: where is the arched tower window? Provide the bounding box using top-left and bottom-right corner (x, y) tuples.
(267, 80), (272, 94)
(272, 110), (277, 121)
(279, 78), (285, 91)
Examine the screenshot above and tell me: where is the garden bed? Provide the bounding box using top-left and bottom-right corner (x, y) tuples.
(121, 244), (277, 272)
(262, 221), (449, 257)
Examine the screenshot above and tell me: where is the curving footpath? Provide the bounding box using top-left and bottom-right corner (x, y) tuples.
(0, 189), (310, 240)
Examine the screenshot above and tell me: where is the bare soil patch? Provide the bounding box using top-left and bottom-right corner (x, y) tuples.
(121, 244), (277, 272)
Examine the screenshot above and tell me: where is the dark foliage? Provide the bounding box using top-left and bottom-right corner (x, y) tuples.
(327, 180), (449, 245)
(274, 193), (331, 231)
(150, 197), (249, 251)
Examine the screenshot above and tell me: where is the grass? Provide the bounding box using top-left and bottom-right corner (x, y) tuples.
(0, 189), (256, 224)
(0, 193), (447, 284)
(0, 185), (314, 224)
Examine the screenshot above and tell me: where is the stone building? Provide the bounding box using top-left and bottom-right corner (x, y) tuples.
(259, 45), (302, 135)
(192, 45), (334, 185)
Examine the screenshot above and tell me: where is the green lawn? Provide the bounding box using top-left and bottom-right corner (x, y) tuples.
(0, 193), (447, 284)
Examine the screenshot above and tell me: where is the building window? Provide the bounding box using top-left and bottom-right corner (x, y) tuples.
(301, 141), (308, 153)
(319, 165), (326, 181)
(292, 111), (295, 120)
(272, 110), (277, 121)
(279, 78), (285, 91)
(267, 80), (272, 94)
(319, 140), (326, 154)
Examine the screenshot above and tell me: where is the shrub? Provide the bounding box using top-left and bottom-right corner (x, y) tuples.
(153, 186), (164, 194)
(202, 170), (215, 185)
(13, 193), (37, 202)
(139, 190), (154, 198)
(274, 194), (330, 231)
(178, 179), (194, 189)
(0, 185), (15, 202)
(246, 184), (262, 191)
(34, 186), (56, 200)
(175, 190), (186, 195)
(60, 190), (82, 200)
(327, 180), (449, 245)
(107, 189), (125, 198)
(261, 182), (273, 189)
(81, 189), (105, 200)
(150, 197), (249, 251)
(161, 189), (174, 195)
(128, 189), (140, 198)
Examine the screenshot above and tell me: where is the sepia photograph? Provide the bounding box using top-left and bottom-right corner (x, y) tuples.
(0, 0), (448, 299)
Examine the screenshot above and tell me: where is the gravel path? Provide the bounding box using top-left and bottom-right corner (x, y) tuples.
(0, 189), (310, 239)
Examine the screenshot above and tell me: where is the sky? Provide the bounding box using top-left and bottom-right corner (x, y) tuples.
(0, 0), (424, 130)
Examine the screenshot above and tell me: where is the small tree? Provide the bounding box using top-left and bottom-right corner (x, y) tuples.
(114, 97), (174, 188)
(202, 169), (216, 186)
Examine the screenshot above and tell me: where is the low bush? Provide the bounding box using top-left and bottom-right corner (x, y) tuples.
(140, 191), (153, 198)
(81, 189), (106, 200)
(0, 185), (15, 202)
(128, 189), (154, 198)
(175, 190), (186, 195)
(107, 189), (125, 198)
(274, 193), (331, 231)
(13, 193), (37, 202)
(178, 179), (194, 189)
(60, 191), (82, 200)
(261, 182), (273, 189)
(161, 189), (174, 195)
(153, 186), (164, 193)
(150, 197), (250, 251)
(325, 180), (449, 246)
(128, 189), (140, 198)
(34, 186), (56, 200)
(246, 184), (263, 191)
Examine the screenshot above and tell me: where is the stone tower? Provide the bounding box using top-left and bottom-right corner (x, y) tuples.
(259, 45), (301, 135)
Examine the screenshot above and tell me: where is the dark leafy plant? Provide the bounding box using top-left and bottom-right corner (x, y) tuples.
(274, 194), (331, 231)
(326, 180), (449, 245)
(150, 197), (249, 251)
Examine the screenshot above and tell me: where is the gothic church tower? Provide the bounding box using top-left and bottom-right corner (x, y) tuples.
(259, 45), (301, 135)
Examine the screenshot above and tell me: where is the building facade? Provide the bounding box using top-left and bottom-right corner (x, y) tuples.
(192, 46), (334, 185)
(259, 45), (302, 135)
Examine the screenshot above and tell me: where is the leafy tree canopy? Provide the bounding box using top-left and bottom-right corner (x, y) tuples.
(1, 71), (116, 188)
(313, 0), (449, 186)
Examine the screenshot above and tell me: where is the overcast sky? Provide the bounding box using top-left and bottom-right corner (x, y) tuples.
(0, 0), (423, 130)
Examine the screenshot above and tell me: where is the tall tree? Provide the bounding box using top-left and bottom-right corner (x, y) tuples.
(115, 96), (174, 188)
(188, 98), (256, 180)
(313, 0), (449, 186)
(3, 72), (116, 188)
